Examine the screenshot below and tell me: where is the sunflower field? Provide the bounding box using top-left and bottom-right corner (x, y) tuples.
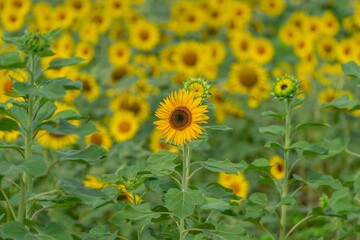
(1, 0), (360, 239)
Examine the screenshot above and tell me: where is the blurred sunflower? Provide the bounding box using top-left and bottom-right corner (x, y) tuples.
(79, 22), (99, 44)
(129, 20), (160, 51)
(133, 54), (160, 78)
(206, 41), (226, 65)
(109, 112), (139, 142)
(53, 5), (74, 29)
(66, 0), (91, 18)
(302, 16), (322, 40)
(320, 10), (339, 37)
(316, 38), (337, 61)
(278, 23), (301, 45)
(218, 172), (249, 201)
(109, 65), (134, 85)
(160, 45), (177, 72)
(318, 88), (347, 105)
(154, 90), (208, 146)
(269, 155), (285, 179)
(252, 38), (274, 64)
(259, 0), (285, 17)
(77, 73), (100, 102)
(227, 1), (251, 31)
(108, 41), (131, 66)
(1, 11), (25, 32)
(53, 33), (74, 58)
(88, 7), (111, 33)
(288, 11), (308, 30)
(230, 32), (254, 61)
(105, 0), (129, 18)
(293, 37), (313, 58)
(149, 129), (179, 153)
(336, 39), (356, 64)
(75, 42), (94, 64)
(32, 2), (53, 32)
(110, 93), (149, 123)
(203, 5), (228, 29)
(85, 123), (112, 150)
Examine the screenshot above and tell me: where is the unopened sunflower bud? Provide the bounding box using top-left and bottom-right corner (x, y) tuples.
(319, 194), (328, 208)
(23, 32), (50, 55)
(183, 76), (211, 103)
(272, 74), (300, 100)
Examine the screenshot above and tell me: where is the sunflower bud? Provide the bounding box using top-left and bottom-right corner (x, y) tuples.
(272, 74), (300, 101)
(319, 194), (328, 208)
(23, 32), (50, 56)
(183, 76), (211, 103)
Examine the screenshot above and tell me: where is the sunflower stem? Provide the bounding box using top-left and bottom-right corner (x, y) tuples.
(280, 99), (291, 240)
(18, 55), (36, 223)
(180, 144), (191, 240)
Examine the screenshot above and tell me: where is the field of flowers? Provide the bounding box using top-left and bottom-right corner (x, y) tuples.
(1, 0), (360, 239)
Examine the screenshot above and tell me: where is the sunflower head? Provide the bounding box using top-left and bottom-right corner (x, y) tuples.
(154, 89), (208, 146)
(23, 32), (51, 56)
(272, 74), (300, 101)
(183, 76), (211, 103)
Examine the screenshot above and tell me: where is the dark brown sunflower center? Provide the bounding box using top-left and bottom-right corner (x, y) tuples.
(169, 107), (192, 130)
(281, 84), (288, 90)
(139, 30), (149, 41)
(239, 67), (258, 87)
(112, 67), (127, 82)
(276, 163), (283, 172)
(183, 51), (197, 66)
(90, 133), (103, 145)
(82, 80), (91, 92)
(230, 183), (240, 194)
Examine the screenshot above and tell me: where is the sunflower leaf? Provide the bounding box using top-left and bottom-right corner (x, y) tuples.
(261, 111), (286, 119)
(0, 52), (27, 69)
(0, 118), (19, 131)
(342, 61), (360, 78)
(165, 188), (204, 218)
(295, 122), (330, 131)
(111, 203), (161, 226)
(203, 125), (232, 131)
(48, 57), (84, 69)
(57, 145), (107, 165)
(201, 159), (247, 174)
(259, 125), (285, 137)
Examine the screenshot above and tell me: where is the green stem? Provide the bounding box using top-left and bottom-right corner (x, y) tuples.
(18, 55), (36, 223)
(180, 144), (191, 240)
(284, 215), (314, 239)
(345, 148), (360, 159)
(1, 189), (17, 220)
(280, 99), (291, 240)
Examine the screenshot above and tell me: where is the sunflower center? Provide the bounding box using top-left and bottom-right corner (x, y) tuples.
(4, 81), (13, 93)
(118, 121), (131, 133)
(324, 44), (332, 53)
(169, 107), (192, 130)
(13, 0), (23, 8)
(239, 67), (258, 87)
(82, 80), (91, 92)
(112, 67), (127, 82)
(276, 163), (283, 172)
(229, 182), (240, 195)
(90, 133), (103, 145)
(139, 30), (149, 41)
(281, 84), (288, 90)
(183, 51), (197, 66)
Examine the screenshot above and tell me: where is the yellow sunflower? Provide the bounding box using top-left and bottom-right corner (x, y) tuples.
(109, 93), (150, 123)
(108, 41), (131, 66)
(53, 5), (74, 29)
(218, 171), (249, 201)
(154, 90), (208, 146)
(278, 23), (301, 45)
(75, 42), (94, 64)
(65, 0), (91, 18)
(79, 22), (99, 44)
(109, 111), (139, 142)
(259, 0), (285, 17)
(76, 73), (100, 102)
(293, 37), (313, 59)
(160, 45), (177, 72)
(320, 10), (339, 37)
(205, 41), (226, 65)
(52, 33), (74, 58)
(1, 11), (25, 32)
(105, 0), (129, 18)
(336, 39), (356, 64)
(226, 61), (269, 96)
(269, 155), (285, 180)
(252, 38), (274, 64)
(85, 123), (112, 150)
(88, 8), (112, 33)
(230, 32), (254, 61)
(129, 20), (160, 51)
(316, 38), (337, 61)
(149, 129), (179, 153)
(109, 65), (134, 85)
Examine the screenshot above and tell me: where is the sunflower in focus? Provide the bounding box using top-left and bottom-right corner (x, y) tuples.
(129, 20), (160, 51)
(109, 111), (139, 142)
(272, 75), (299, 100)
(154, 90), (209, 146)
(85, 123), (112, 150)
(218, 172), (249, 201)
(269, 155), (285, 179)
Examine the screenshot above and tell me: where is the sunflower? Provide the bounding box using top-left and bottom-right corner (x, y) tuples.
(269, 155), (285, 180)
(77, 73), (100, 102)
(218, 172), (249, 201)
(109, 65), (133, 84)
(203, 5), (228, 29)
(109, 93), (150, 123)
(259, 0), (285, 17)
(82, 175), (141, 205)
(105, 0), (129, 18)
(1, 11), (25, 32)
(230, 32), (254, 61)
(53, 5), (74, 29)
(288, 11), (308, 30)
(160, 45), (177, 72)
(278, 23), (301, 45)
(75, 41), (94, 64)
(109, 111), (139, 142)
(272, 74), (299, 100)
(79, 22), (99, 44)
(66, 0), (91, 18)
(293, 37), (313, 58)
(52, 33), (74, 58)
(302, 16), (322, 40)
(88, 8), (112, 33)
(171, 4), (205, 34)
(227, 1), (251, 30)
(252, 38), (274, 64)
(318, 88), (345, 105)
(205, 41), (226, 65)
(129, 20), (160, 51)
(336, 39), (356, 64)
(3, 0), (31, 16)
(320, 10), (339, 37)
(226, 61), (268, 96)
(316, 38), (337, 61)
(108, 41), (131, 66)
(85, 123), (112, 150)
(154, 90), (208, 146)
(133, 54), (160, 78)
(149, 129), (179, 153)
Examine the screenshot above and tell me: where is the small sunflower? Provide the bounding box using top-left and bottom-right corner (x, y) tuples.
(154, 90), (208, 146)
(109, 111), (139, 142)
(269, 155), (285, 179)
(272, 75), (300, 100)
(77, 72), (100, 102)
(259, 0), (285, 17)
(183, 76), (211, 102)
(109, 41), (131, 66)
(129, 20), (160, 51)
(85, 123), (112, 150)
(75, 42), (94, 64)
(218, 171), (249, 201)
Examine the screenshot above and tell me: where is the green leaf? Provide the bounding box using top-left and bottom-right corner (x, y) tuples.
(41, 119), (78, 135)
(147, 150), (178, 163)
(42, 28), (62, 41)
(60, 178), (109, 204)
(246, 158), (270, 172)
(3, 221), (28, 239)
(317, 138), (347, 159)
(21, 155), (48, 177)
(205, 224), (248, 240)
(47, 78), (82, 90)
(291, 141), (328, 155)
(201, 159), (247, 174)
(321, 94), (358, 109)
(264, 141), (284, 150)
(9, 104), (28, 127)
(354, 175), (360, 195)
(0, 52), (27, 69)
(165, 188), (205, 218)
(52, 110), (82, 121)
(261, 110), (286, 119)
(293, 171), (343, 190)
(30, 84), (66, 100)
(0, 117), (19, 131)
(57, 145), (107, 165)
(295, 122), (330, 131)
(111, 203), (161, 226)
(201, 197), (230, 211)
(248, 193), (269, 207)
(290, 97), (304, 108)
(259, 125), (285, 137)
(342, 61), (360, 78)
(203, 125), (232, 131)
(328, 188), (357, 214)
(48, 57), (84, 69)
(202, 183), (235, 201)
(44, 222), (73, 240)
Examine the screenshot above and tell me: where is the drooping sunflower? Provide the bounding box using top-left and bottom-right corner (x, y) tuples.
(109, 111), (139, 142)
(129, 20), (160, 51)
(269, 155), (285, 180)
(218, 171), (249, 201)
(154, 90), (208, 146)
(85, 123), (112, 150)
(108, 41), (131, 66)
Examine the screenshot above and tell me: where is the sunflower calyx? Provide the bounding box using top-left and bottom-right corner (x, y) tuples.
(272, 74), (300, 101)
(23, 32), (51, 56)
(183, 77), (211, 104)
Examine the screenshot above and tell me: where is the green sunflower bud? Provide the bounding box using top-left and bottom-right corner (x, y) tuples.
(23, 32), (51, 56)
(272, 74), (300, 101)
(319, 194), (328, 208)
(183, 76), (211, 103)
